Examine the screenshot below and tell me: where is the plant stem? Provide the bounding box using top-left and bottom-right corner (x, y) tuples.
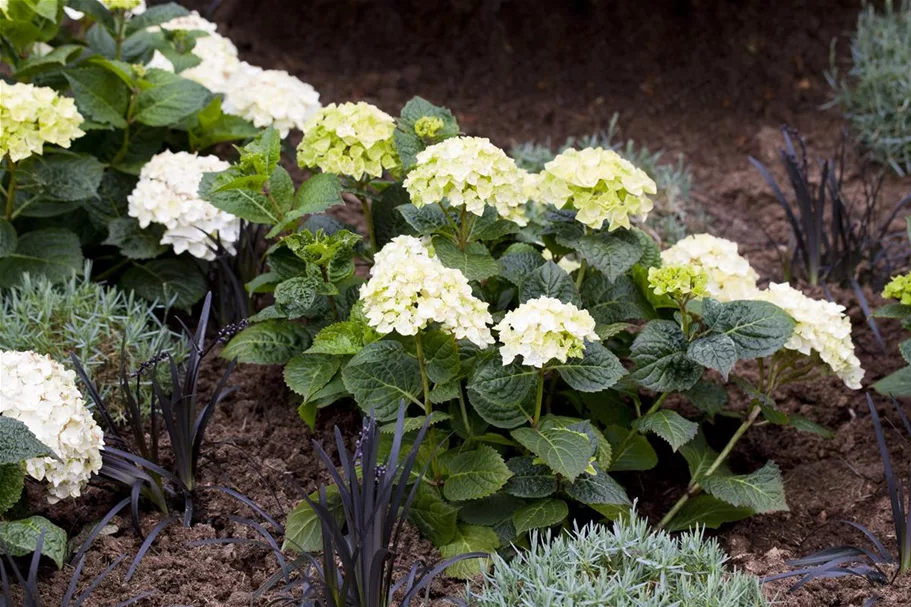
(359, 196), (378, 253)
(111, 93), (137, 167)
(414, 330), (431, 413)
(575, 257), (588, 288)
(533, 367), (546, 427)
(4, 160), (17, 221)
(457, 384), (472, 439)
(320, 266), (339, 320)
(114, 13), (127, 60)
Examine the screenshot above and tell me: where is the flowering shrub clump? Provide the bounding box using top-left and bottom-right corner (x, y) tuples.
(403, 136), (530, 225)
(538, 147), (656, 231)
(297, 102), (399, 180)
(496, 296), (598, 367)
(127, 150), (239, 260)
(0, 81), (85, 162)
(883, 272), (911, 305)
(223, 63), (321, 137)
(754, 282), (864, 389)
(660, 233), (759, 302)
(648, 264), (709, 299)
(0, 350), (104, 503)
(360, 236), (494, 347)
(146, 12), (240, 94)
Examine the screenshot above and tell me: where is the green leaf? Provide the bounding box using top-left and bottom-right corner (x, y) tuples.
(409, 484), (460, 547)
(284, 353), (341, 402)
(342, 340), (422, 420)
(633, 410), (698, 452)
(467, 356), (537, 429)
(665, 494), (754, 532)
(575, 230), (643, 282)
(550, 341), (626, 392)
(511, 426), (593, 481)
(512, 499), (568, 535)
(469, 205), (520, 241)
(432, 237), (499, 282)
(398, 203), (449, 235)
(186, 96), (259, 150)
(221, 320), (311, 365)
(582, 273), (655, 325)
(872, 303), (911, 319)
(687, 334), (737, 379)
(503, 456), (557, 498)
(629, 320), (703, 392)
(678, 430), (727, 480)
(199, 171), (276, 225)
(421, 330), (460, 384)
(102, 217), (166, 260)
(874, 367), (911, 397)
(0, 516), (67, 568)
(294, 172), (344, 215)
(0, 228), (83, 288)
(395, 96), (460, 170)
(15, 44), (82, 79)
(283, 486), (342, 553)
(373, 183), (414, 247)
(64, 65), (129, 128)
(701, 461), (788, 514)
(604, 425), (658, 472)
(17, 152), (105, 203)
(379, 412), (451, 434)
(443, 445), (512, 502)
(498, 248), (545, 288)
(789, 414), (835, 439)
(0, 465), (25, 516)
(273, 276), (320, 319)
(440, 524), (499, 579)
(459, 494), (523, 526)
(564, 464), (630, 507)
(520, 260), (580, 305)
(119, 258), (206, 310)
(0, 417), (53, 465)
(0, 219), (17, 258)
(703, 299), (796, 360)
(682, 380), (729, 419)
(308, 320), (378, 355)
(125, 2), (189, 33)
(133, 69), (210, 127)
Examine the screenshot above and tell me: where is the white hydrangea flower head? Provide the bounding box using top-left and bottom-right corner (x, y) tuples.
(495, 296), (599, 368)
(360, 236), (494, 347)
(538, 147), (656, 231)
(0, 351), (104, 504)
(127, 151), (240, 260)
(403, 136), (531, 226)
(222, 62), (321, 138)
(753, 283), (864, 389)
(660, 233), (760, 302)
(0, 81), (85, 162)
(145, 12), (240, 94)
(65, 0), (146, 19)
(296, 102), (398, 180)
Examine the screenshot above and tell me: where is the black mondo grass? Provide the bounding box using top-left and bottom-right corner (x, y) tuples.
(765, 394), (911, 600)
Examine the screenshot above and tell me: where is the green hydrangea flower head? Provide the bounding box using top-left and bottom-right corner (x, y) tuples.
(538, 147), (657, 231)
(648, 264), (709, 300)
(403, 136), (531, 226)
(414, 115), (444, 139)
(883, 272), (911, 306)
(0, 81), (85, 163)
(104, 0), (143, 10)
(296, 101), (399, 180)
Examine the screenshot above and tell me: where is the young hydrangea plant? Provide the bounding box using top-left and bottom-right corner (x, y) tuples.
(872, 270), (911, 396)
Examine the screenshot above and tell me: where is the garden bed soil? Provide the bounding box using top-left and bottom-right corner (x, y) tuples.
(24, 0), (911, 604)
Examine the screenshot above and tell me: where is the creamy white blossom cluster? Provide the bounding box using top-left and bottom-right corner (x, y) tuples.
(127, 151), (240, 260)
(753, 283), (864, 389)
(223, 63), (321, 138)
(403, 137), (531, 226)
(538, 147), (656, 231)
(660, 234), (759, 302)
(360, 236), (494, 347)
(0, 351), (104, 504)
(65, 0), (146, 19)
(0, 81), (85, 162)
(145, 11), (240, 94)
(495, 297), (599, 368)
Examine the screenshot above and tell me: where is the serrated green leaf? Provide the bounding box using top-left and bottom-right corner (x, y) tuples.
(15, 44), (82, 79)
(0, 228), (83, 288)
(432, 237), (499, 281)
(307, 320), (378, 355)
(633, 410), (698, 452)
(409, 484), (460, 546)
(379, 412), (451, 434)
(0, 516), (67, 568)
(467, 356), (537, 429)
(687, 333), (737, 379)
(119, 257), (206, 310)
(64, 65), (129, 128)
(575, 229), (643, 282)
(550, 341), (626, 392)
(398, 203), (448, 235)
(520, 260), (580, 305)
(498, 249), (545, 287)
(512, 499), (568, 535)
(682, 380), (728, 419)
(872, 303), (911, 319)
(874, 366), (911, 397)
(421, 330), (460, 384)
(629, 320), (702, 392)
(582, 273), (655, 325)
(443, 445), (512, 502)
(469, 205), (520, 241)
(273, 276), (320, 319)
(221, 320), (311, 365)
(294, 172), (344, 215)
(604, 425), (658, 472)
(0, 417), (53, 465)
(373, 183), (414, 247)
(342, 340), (422, 420)
(125, 2), (189, 33)
(283, 486), (341, 553)
(0, 465), (25, 516)
(701, 461), (788, 513)
(133, 69), (209, 126)
(503, 456), (557, 498)
(284, 353), (341, 401)
(564, 464), (630, 507)
(511, 426), (593, 481)
(703, 299), (795, 360)
(429, 381), (460, 404)
(458, 493), (524, 526)
(440, 524), (499, 579)
(186, 96), (259, 151)
(665, 494), (755, 532)
(789, 413), (835, 438)
(199, 169), (283, 225)
(17, 152), (105, 203)
(0, 220), (17, 258)
(678, 430), (727, 480)
(102, 217), (166, 260)
(395, 96), (460, 170)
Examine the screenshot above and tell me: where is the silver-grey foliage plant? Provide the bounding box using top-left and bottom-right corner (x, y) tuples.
(467, 513), (767, 607)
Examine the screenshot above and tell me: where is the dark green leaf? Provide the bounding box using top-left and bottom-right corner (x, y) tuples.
(582, 273), (655, 324)
(398, 203), (448, 235)
(511, 426), (593, 481)
(0, 229), (83, 288)
(503, 456), (557, 498)
(0, 516), (67, 568)
(186, 96), (259, 150)
(284, 353), (341, 401)
(629, 320), (702, 392)
(395, 96), (460, 170)
(467, 356), (537, 429)
(498, 248), (545, 288)
(665, 494), (754, 532)
(119, 257), (206, 310)
(564, 464), (630, 507)
(0, 220), (17, 258)
(703, 299), (796, 360)
(0, 417), (52, 465)
(294, 172), (344, 215)
(409, 484), (459, 547)
(0, 465), (25, 517)
(633, 410), (698, 452)
(125, 2), (189, 33)
(687, 333), (737, 379)
(422, 330), (460, 384)
(520, 260), (580, 305)
(551, 341), (626, 393)
(64, 65), (129, 128)
(874, 367), (911, 397)
(15, 44), (82, 79)
(443, 445), (512, 502)
(220, 319), (311, 365)
(102, 217), (166, 260)
(604, 425), (658, 472)
(341, 340), (422, 420)
(432, 237), (499, 281)
(512, 499), (568, 535)
(273, 276), (320, 319)
(575, 229), (643, 282)
(133, 69), (209, 127)
(682, 380), (729, 419)
(17, 152), (105, 202)
(701, 461), (788, 513)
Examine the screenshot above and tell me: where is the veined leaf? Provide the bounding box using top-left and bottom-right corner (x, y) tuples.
(467, 356), (537, 429)
(511, 426), (593, 481)
(341, 340), (422, 420)
(503, 456), (558, 499)
(220, 320), (311, 365)
(520, 261), (580, 305)
(512, 499), (568, 535)
(702, 299), (795, 360)
(440, 524), (499, 579)
(665, 494), (754, 532)
(633, 410), (698, 452)
(629, 320), (702, 392)
(701, 461), (788, 514)
(550, 341), (626, 392)
(443, 445), (512, 502)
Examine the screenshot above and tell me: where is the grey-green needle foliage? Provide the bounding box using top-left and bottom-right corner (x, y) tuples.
(0, 267), (185, 422)
(467, 514), (767, 607)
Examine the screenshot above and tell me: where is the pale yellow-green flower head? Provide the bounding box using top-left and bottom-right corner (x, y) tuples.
(414, 116), (444, 139)
(883, 273), (911, 306)
(297, 102), (399, 181)
(495, 296), (599, 368)
(648, 264), (708, 300)
(104, 0), (143, 9)
(0, 81), (85, 163)
(403, 136), (531, 226)
(538, 147), (656, 231)
(660, 233), (759, 302)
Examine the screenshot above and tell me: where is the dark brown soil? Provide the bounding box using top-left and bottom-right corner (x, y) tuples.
(19, 0), (911, 605)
